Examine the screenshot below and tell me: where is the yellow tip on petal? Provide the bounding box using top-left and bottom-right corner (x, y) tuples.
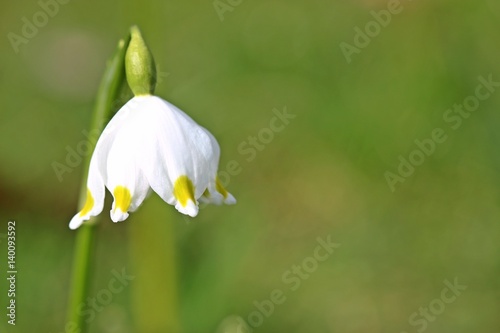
(173, 175), (196, 207)
(113, 186), (132, 213)
(215, 176), (229, 199)
(79, 189), (94, 217)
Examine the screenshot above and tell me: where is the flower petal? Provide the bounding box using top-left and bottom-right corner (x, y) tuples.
(200, 176), (236, 206)
(137, 96), (219, 214)
(105, 98), (153, 222)
(173, 175), (198, 217)
(69, 147), (107, 230)
(215, 176), (236, 204)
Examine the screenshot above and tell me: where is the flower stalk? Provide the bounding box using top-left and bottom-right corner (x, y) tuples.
(66, 35), (130, 332)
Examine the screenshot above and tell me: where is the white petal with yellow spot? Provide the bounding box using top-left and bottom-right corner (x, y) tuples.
(69, 95), (235, 230)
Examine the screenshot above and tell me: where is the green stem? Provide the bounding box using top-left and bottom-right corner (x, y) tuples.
(67, 223), (96, 332)
(129, 196), (182, 332)
(66, 35), (131, 332)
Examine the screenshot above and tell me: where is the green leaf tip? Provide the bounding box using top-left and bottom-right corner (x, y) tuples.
(125, 25), (157, 96)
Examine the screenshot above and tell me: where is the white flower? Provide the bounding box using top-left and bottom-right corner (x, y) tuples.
(69, 95), (235, 230)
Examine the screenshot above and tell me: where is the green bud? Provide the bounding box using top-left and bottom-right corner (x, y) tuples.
(125, 25), (157, 96)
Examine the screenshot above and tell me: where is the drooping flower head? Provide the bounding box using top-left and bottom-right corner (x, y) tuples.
(69, 26), (235, 230)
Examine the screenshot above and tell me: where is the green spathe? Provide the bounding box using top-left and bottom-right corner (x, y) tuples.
(125, 26), (157, 96)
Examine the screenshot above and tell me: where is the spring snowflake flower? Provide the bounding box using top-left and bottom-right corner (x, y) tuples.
(69, 27), (235, 230)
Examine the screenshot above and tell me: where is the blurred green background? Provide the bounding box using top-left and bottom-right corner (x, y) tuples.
(1, 0), (500, 332)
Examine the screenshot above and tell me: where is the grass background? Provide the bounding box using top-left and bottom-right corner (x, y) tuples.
(0, 0), (499, 332)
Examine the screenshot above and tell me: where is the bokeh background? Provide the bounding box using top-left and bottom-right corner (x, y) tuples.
(1, 0), (500, 332)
